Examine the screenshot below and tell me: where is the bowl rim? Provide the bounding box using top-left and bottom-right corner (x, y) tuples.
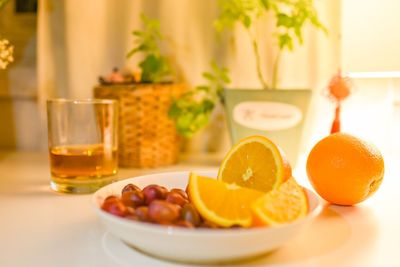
(92, 170), (323, 237)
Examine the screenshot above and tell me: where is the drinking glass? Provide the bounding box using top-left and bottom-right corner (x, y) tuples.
(47, 99), (118, 193)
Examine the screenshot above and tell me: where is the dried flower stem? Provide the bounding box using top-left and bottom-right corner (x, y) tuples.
(0, 38), (14, 70)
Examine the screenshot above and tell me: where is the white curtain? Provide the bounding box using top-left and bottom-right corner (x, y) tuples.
(37, 0), (340, 151)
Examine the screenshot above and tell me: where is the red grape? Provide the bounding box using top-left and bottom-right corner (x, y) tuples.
(166, 192), (189, 206)
(148, 200), (180, 224)
(181, 203), (201, 226)
(121, 190), (145, 208)
(142, 185), (168, 204)
(121, 183), (140, 194)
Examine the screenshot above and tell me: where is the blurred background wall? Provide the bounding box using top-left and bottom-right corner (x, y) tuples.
(1, 0), (399, 154)
(0, 0), (39, 150)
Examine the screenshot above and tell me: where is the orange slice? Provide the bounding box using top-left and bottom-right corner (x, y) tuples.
(218, 135), (292, 193)
(188, 173), (264, 227)
(252, 177), (308, 227)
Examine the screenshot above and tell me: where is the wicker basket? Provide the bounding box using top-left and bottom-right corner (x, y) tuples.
(94, 83), (185, 168)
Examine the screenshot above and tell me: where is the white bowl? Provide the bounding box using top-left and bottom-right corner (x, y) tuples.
(93, 170), (322, 264)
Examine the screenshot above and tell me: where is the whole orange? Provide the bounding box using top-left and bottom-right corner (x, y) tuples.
(306, 133), (384, 205)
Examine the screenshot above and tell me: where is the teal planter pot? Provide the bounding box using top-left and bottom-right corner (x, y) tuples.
(224, 89), (312, 166)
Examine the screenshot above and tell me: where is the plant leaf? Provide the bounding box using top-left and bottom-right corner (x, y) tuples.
(277, 13), (292, 27)
(127, 13), (172, 82)
(279, 33), (293, 50)
(260, 0), (270, 9)
(168, 62), (230, 137)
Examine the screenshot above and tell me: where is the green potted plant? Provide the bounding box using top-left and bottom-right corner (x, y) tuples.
(94, 14), (186, 168)
(216, 0), (327, 165)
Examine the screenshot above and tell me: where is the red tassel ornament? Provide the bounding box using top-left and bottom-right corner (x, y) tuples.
(326, 71), (353, 134)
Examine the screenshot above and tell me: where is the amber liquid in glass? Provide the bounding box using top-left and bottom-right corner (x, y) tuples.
(49, 144), (117, 178)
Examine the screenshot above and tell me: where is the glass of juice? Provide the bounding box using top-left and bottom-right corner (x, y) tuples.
(47, 99), (118, 193)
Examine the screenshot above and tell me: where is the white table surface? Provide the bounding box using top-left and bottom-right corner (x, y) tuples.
(0, 150), (399, 267)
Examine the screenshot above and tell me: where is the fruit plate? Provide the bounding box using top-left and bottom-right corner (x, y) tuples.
(92, 170), (322, 264)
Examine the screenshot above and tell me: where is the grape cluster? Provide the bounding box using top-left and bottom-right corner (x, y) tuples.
(101, 183), (221, 228)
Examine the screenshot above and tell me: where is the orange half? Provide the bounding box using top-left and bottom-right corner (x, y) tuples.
(188, 173), (264, 227)
(252, 177), (308, 227)
(218, 135), (291, 193)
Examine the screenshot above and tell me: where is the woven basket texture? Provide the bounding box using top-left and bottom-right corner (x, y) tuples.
(94, 83), (185, 168)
